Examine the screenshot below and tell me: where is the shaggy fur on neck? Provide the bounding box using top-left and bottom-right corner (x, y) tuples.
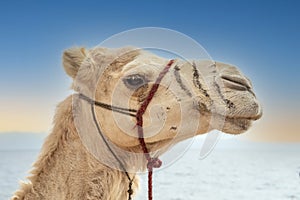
(12, 96), (139, 200)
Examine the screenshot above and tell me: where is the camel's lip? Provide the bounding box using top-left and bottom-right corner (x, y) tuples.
(214, 109), (262, 122)
(225, 117), (253, 133)
(223, 111), (262, 132)
(216, 104), (263, 121)
(226, 112), (262, 121)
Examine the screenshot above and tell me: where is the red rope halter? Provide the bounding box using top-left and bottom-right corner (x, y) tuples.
(136, 59), (174, 200)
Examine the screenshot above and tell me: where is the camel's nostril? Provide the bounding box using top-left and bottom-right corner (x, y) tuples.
(221, 75), (251, 91)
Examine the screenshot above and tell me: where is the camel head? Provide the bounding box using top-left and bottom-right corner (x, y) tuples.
(63, 46), (262, 155)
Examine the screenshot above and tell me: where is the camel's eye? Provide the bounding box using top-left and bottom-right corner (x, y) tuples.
(123, 74), (147, 89)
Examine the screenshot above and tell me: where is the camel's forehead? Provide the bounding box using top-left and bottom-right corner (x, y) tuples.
(87, 47), (243, 75)
(120, 51), (167, 73)
(89, 46), (138, 57)
(88, 47), (142, 71)
(88, 47), (168, 74)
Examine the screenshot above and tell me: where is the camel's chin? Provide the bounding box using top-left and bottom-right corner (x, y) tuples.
(221, 117), (254, 135)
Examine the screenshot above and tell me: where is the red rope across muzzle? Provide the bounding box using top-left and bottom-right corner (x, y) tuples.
(136, 59), (174, 200)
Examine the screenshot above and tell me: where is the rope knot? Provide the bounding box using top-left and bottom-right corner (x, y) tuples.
(147, 158), (162, 169)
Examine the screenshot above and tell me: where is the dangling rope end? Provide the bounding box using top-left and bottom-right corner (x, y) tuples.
(127, 179), (134, 200)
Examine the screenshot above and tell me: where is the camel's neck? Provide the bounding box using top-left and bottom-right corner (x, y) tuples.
(12, 96), (138, 200)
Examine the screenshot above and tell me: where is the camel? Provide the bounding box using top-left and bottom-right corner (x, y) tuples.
(12, 46), (262, 200)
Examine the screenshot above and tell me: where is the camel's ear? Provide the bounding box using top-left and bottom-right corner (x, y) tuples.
(63, 47), (87, 78)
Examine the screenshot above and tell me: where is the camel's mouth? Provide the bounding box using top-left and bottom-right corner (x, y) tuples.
(130, 112), (263, 151)
(221, 112), (262, 134)
(227, 117), (252, 129)
(228, 111), (262, 121)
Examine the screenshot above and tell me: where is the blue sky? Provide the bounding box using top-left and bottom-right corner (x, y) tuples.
(0, 0), (299, 141)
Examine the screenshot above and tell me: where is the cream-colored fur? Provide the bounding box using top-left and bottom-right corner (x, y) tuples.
(12, 96), (138, 200)
(12, 46), (261, 200)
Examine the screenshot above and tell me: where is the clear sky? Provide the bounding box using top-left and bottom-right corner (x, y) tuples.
(0, 0), (299, 142)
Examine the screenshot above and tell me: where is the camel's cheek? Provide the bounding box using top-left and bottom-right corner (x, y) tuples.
(143, 103), (181, 141)
(93, 84), (182, 148)
(95, 108), (139, 147)
(138, 86), (184, 143)
(94, 104), (182, 148)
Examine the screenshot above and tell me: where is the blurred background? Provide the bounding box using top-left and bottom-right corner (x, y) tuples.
(0, 0), (299, 199)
